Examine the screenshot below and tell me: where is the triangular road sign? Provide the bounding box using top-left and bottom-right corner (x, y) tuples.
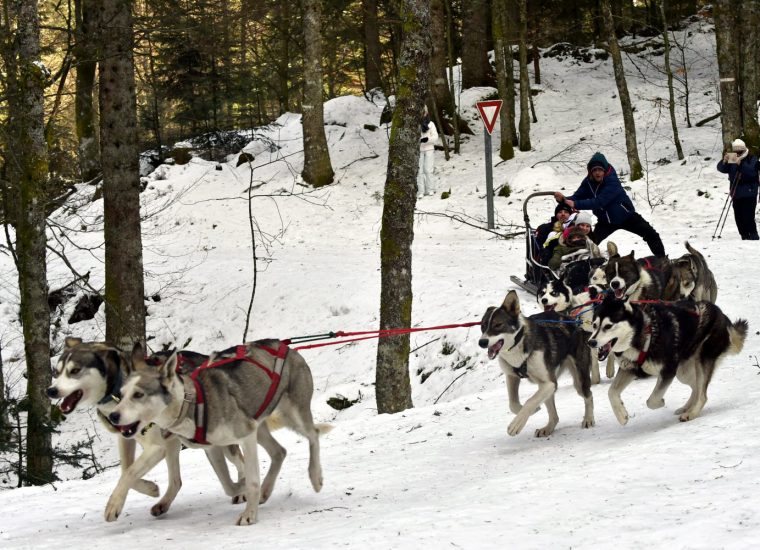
(476, 99), (503, 135)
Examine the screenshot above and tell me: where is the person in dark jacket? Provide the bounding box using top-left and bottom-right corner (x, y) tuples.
(554, 152), (666, 257)
(716, 138), (760, 240)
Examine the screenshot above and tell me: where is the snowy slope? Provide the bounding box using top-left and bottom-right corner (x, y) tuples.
(2, 18), (760, 549)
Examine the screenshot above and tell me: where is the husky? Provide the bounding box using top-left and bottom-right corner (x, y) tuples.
(479, 290), (595, 437)
(668, 241), (718, 302)
(107, 339), (328, 526)
(46, 338), (250, 518)
(604, 241), (673, 301)
(588, 295), (747, 424)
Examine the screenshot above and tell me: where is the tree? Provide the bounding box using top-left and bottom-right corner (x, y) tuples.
(4, 0), (54, 485)
(601, 0), (643, 180)
(429, 0), (455, 129)
(301, 0), (334, 187)
(99, 0), (146, 349)
(713, 0), (742, 149)
(517, 0), (531, 151)
(461, 0), (493, 88)
(375, 0), (431, 415)
(74, 0), (100, 181)
(659, 1), (683, 160)
(362, 0), (383, 92)
(739, 0), (760, 148)
(492, 0), (514, 160)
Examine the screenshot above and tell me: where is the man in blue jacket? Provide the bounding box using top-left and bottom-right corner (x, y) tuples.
(716, 138), (759, 240)
(553, 152), (666, 256)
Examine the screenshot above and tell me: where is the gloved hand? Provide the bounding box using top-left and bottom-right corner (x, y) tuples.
(420, 137), (428, 143)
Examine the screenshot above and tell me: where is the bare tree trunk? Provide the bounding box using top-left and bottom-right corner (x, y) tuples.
(740, 0), (760, 148)
(492, 0), (514, 160)
(504, 2), (518, 146)
(375, 0), (431, 415)
(301, 0), (334, 187)
(99, 0), (146, 350)
(660, 1), (684, 160)
(430, 0), (455, 128)
(517, 0), (531, 151)
(363, 0), (383, 92)
(274, 2), (291, 114)
(6, 0), (54, 485)
(461, 0), (492, 88)
(602, 0), (643, 180)
(714, 0), (742, 148)
(444, 0), (461, 152)
(74, 0), (100, 181)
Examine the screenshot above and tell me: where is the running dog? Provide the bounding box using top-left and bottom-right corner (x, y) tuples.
(667, 241), (718, 302)
(479, 290), (595, 438)
(604, 242), (673, 301)
(107, 339), (328, 526)
(47, 338), (248, 518)
(588, 295), (747, 424)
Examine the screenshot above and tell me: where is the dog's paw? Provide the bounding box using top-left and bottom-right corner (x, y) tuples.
(104, 496), (125, 522)
(508, 415), (527, 436)
(236, 510), (258, 526)
(232, 494), (247, 505)
(646, 397), (665, 410)
(581, 417), (595, 429)
(134, 479), (160, 498)
(534, 425), (555, 437)
(150, 500), (171, 517)
(679, 411), (699, 422)
(612, 404), (629, 426)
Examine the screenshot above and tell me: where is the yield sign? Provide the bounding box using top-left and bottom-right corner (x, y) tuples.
(476, 99), (503, 135)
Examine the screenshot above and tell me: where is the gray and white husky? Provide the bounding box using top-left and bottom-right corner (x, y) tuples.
(588, 295), (747, 425)
(668, 241), (718, 302)
(479, 290), (595, 438)
(107, 339), (328, 526)
(46, 338), (248, 519)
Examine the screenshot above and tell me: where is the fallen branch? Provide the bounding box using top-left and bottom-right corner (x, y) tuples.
(696, 112), (721, 127)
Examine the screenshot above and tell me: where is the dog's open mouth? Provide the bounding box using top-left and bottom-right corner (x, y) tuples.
(114, 421), (141, 438)
(597, 338), (617, 362)
(613, 288), (626, 299)
(487, 339), (504, 360)
(543, 304), (556, 313)
(60, 390), (83, 414)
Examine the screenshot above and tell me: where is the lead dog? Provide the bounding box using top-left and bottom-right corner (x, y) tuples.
(46, 338), (249, 518)
(107, 339), (328, 526)
(479, 290), (595, 438)
(588, 294), (747, 424)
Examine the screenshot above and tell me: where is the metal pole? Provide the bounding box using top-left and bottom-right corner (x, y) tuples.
(484, 127), (494, 229)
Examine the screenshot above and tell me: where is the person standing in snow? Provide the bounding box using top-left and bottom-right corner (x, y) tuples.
(716, 138), (760, 240)
(554, 152), (666, 257)
(417, 105), (438, 198)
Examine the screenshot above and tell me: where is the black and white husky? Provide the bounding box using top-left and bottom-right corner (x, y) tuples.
(604, 242), (673, 301)
(588, 295), (747, 424)
(479, 290), (595, 437)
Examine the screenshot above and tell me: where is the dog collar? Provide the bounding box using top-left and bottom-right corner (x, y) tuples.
(98, 366), (124, 406)
(636, 321), (654, 366)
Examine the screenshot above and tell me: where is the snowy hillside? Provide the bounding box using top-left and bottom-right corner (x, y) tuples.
(2, 18), (760, 549)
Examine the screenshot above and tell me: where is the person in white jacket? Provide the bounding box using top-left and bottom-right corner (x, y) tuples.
(418, 105), (438, 198)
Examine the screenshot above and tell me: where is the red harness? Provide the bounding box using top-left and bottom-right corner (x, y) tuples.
(190, 341), (289, 445)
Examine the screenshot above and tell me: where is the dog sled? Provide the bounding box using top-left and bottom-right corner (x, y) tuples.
(509, 191), (559, 295)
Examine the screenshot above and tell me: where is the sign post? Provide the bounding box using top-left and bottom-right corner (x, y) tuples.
(476, 100), (503, 229)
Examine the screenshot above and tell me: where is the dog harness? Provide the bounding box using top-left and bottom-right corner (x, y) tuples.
(188, 342), (289, 445)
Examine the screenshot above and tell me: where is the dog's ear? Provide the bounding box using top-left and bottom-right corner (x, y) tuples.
(606, 241), (618, 257)
(627, 250), (636, 259)
(158, 351), (179, 381)
(94, 347), (122, 376)
(502, 290), (520, 315)
(64, 337), (83, 349)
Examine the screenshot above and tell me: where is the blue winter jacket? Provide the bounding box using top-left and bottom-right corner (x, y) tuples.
(568, 165), (635, 225)
(716, 155), (760, 200)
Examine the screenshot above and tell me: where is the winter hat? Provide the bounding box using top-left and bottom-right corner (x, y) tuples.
(566, 226), (588, 246)
(574, 211), (594, 226)
(555, 202), (573, 216)
(587, 152), (610, 172)
(732, 138), (747, 152)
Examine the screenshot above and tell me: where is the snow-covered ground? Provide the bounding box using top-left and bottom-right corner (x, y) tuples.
(2, 18), (760, 549)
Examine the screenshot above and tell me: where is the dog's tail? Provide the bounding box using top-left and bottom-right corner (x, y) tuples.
(728, 319), (749, 355)
(265, 411), (333, 436)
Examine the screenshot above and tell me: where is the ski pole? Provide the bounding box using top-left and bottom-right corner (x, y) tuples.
(713, 170), (740, 239)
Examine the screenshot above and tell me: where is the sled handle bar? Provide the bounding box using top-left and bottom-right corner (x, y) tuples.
(522, 191), (557, 224)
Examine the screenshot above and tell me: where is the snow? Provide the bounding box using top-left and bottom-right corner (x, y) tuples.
(2, 19), (760, 549)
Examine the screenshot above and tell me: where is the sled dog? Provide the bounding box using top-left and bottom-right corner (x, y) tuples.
(107, 339), (328, 526)
(604, 242), (673, 301)
(668, 241), (718, 302)
(588, 295), (747, 424)
(479, 290), (595, 437)
(47, 338), (248, 519)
